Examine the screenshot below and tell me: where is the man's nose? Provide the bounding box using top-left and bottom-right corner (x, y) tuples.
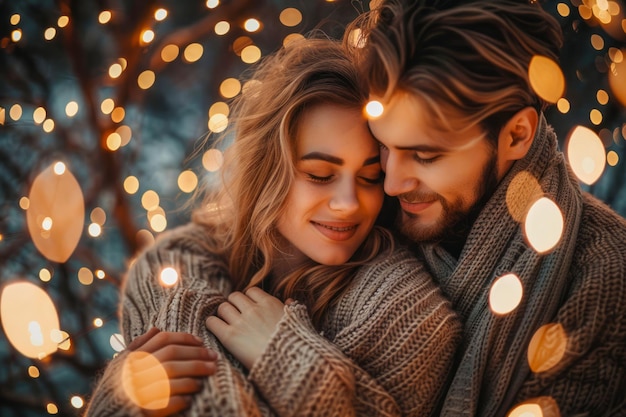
(383, 152), (419, 196)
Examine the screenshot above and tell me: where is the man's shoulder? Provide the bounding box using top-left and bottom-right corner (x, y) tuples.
(579, 192), (626, 243)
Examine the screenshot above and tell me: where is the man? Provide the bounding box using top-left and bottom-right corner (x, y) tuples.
(347, 1), (626, 416)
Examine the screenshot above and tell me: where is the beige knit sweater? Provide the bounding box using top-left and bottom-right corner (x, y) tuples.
(85, 223), (461, 417)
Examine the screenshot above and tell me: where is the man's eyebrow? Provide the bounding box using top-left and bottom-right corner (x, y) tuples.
(300, 152), (380, 167)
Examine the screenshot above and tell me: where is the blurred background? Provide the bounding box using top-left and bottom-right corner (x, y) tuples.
(0, 0), (624, 415)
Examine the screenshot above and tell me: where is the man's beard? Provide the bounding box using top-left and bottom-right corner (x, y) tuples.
(396, 151), (499, 246)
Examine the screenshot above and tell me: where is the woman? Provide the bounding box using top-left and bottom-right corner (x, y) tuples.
(86, 38), (460, 417)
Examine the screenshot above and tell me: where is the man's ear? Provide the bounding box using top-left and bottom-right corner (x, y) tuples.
(498, 106), (538, 161)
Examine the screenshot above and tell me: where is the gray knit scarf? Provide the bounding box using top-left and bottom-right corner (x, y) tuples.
(420, 114), (583, 417)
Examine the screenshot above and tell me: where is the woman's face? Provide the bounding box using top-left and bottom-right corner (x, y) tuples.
(276, 103), (384, 266)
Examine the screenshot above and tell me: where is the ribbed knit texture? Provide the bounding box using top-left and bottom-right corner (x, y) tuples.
(85, 225), (462, 416)
(421, 114), (626, 417)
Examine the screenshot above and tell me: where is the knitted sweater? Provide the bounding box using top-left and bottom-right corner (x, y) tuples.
(85, 223), (461, 417)
(422, 115), (626, 417)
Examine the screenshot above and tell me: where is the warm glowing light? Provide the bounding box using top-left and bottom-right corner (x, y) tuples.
(348, 29), (366, 48)
(26, 163), (85, 262)
(78, 267), (94, 285)
(209, 101), (229, 117)
(19, 196), (30, 210)
(244, 18), (261, 32)
(141, 190), (159, 211)
(150, 214), (167, 232)
(33, 107), (46, 124)
(101, 98), (115, 114)
(42, 217), (53, 231)
(71, 396), (84, 409)
(117, 125), (132, 146)
(39, 268), (52, 282)
(154, 8), (168, 21)
(124, 176), (139, 194)
(609, 48), (624, 63)
(183, 43), (203, 63)
(607, 150), (619, 166)
(88, 223), (102, 237)
(44, 27), (57, 40)
(109, 63), (122, 78)
(10, 104), (22, 120)
(111, 107), (125, 123)
(523, 197), (564, 254)
(110, 333), (126, 352)
(596, 89), (609, 105)
(53, 162), (66, 175)
(590, 109), (603, 125)
(506, 402), (543, 417)
(0, 281), (60, 359)
(138, 70), (155, 90)
(28, 365), (40, 378)
(42, 119), (55, 133)
(58, 16), (69, 28)
(160, 267), (179, 287)
(557, 3), (570, 17)
(283, 33), (305, 47)
(208, 113), (228, 133)
(203, 149), (224, 172)
(489, 273), (524, 315)
(119, 58), (128, 70)
(241, 45), (261, 64)
(47, 403), (59, 414)
(53, 330), (71, 350)
(365, 100), (384, 118)
(280, 8), (302, 27)
(233, 36), (252, 56)
(65, 101), (79, 117)
(10, 14), (20, 25)
(95, 269), (105, 279)
(90, 207), (106, 225)
(161, 44), (179, 62)
(0, 107), (5, 125)
(93, 318), (103, 327)
(11, 29), (22, 42)
(141, 29), (155, 44)
(528, 55), (565, 103)
(214, 21), (230, 35)
(608, 51), (626, 106)
(98, 11), (112, 24)
(177, 170), (198, 193)
(528, 323), (567, 373)
(206, 0), (219, 8)
(136, 229), (155, 249)
(591, 34), (605, 50)
(122, 351), (170, 410)
(106, 132), (122, 151)
(219, 78), (241, 98)
(566, 125), (606, 185)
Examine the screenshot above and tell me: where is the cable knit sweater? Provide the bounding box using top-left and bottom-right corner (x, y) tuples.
(85, 223), (461, 417)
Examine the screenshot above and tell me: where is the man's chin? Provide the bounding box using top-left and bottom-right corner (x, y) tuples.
(398, 219), (445, 244)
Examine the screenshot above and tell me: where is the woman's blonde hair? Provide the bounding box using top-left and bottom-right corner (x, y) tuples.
(193, 38), (393, 327)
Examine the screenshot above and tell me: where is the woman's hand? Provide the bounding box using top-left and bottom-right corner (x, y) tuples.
(206, 287), (286, 369)
(123, 327), (218, 417)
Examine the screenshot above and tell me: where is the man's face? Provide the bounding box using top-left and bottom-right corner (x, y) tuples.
(368, 91), (504, 243)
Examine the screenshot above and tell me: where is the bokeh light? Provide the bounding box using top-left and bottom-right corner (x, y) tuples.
(178, 170), (198, 193)
(124, 176), (140, 194)
(528, 322), (567, 373)
(489, 273), (524, 315)
(26, 163), (85, 263)
(280, 8), (302, 26)
(365, 100), (384, 118)
(161, 44), (179, 62)
(160, 267), (179, 287)
(202, 149), (224, 172)
(122, 351), (170, 410)
(528, 55), (565, 103)
(523, 197), (564, 254)
(110, 333), (125, 352)
(183, 43), (204, 63)
(0, 280), (60, 359)
(566, 125), (606, 185)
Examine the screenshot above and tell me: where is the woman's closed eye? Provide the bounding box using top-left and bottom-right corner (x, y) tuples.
(306, 173), (333, 183)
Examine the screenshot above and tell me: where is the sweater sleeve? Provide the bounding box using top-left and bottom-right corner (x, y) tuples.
(248, 248), (462, 417)
(85, 224), (274, 417)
